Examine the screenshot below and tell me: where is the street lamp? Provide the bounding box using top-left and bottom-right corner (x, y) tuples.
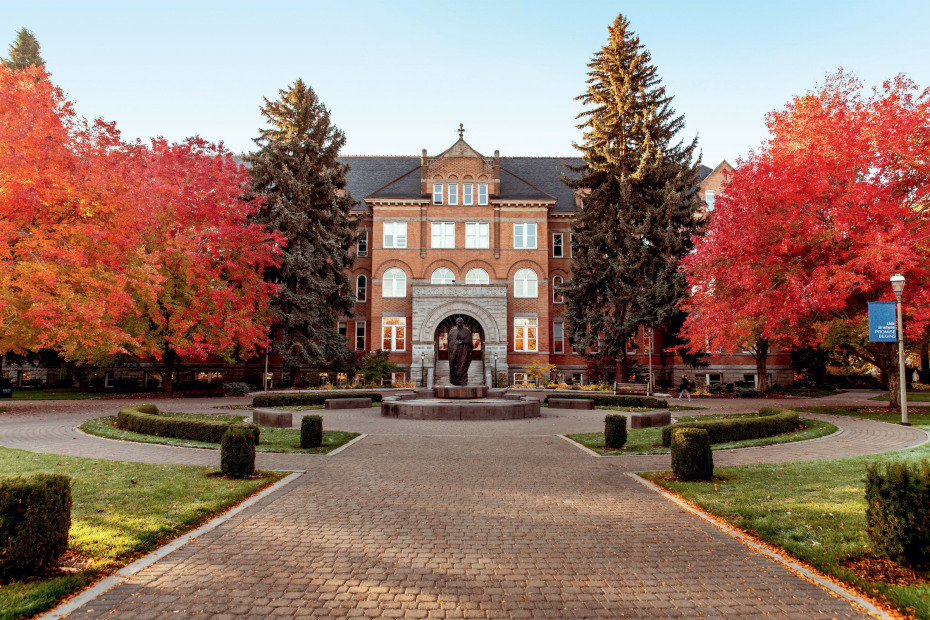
(890, 274), (909, 425)
(420, 352), (426, 388)
(493, 352), (498, 388)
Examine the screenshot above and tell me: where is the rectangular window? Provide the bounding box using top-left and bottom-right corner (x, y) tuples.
(463, 183), (473, 205)
(448, 183), (458, 205)
(552, 233), (564, 258)
(382, 317), (406, 351)
(570, 233), (576, 257)
(553, 321), (564, 354)
(390, 372), (406, 385)
(514, 223), (537, 249)
(431, 222), (455, 248)
(705, 190), (716, 210)
(433, 183), (443, 205)
(355, 321), (366, 351)
(478, 183), (488, 205)
(465, 222), (489, 248)
(383, 222), (407, 248)
(514, 317), (538, 352)
(513, 372), (529, 386)
(338, 321), (347, 339)
(357, 231), (368, 256)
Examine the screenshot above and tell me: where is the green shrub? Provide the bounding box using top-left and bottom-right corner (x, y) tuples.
(865, 460), (930, 568)
(301, 415), (323, 449)
(542, 394), (665, 409)
(604, 414), (628, 449)
(671, 428), (713, 481)
(661, 408), (799, 447)
(117, 405), (259, 445)
(252, 392), (383, 408)
(0, 472), (72, 579)
(221, 424), (256, 478)
(222, 382), (251, 396)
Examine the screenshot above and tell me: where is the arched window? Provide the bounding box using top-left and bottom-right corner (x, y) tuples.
(431, 267), (454, 284)
(552, 275), (563, 303)
(466, 268), (489, 285)
(514, 268), (538, 298)
(383, 268), (406, 298)
(356, 274), (367, 303)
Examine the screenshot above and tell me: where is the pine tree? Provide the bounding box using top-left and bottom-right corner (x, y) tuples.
(248, 80), (357, 385)
(563, 14), (702, 382)
(4, 28), (44, 71)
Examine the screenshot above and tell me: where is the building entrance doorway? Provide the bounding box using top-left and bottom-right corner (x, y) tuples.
(434, 314), (484, 361)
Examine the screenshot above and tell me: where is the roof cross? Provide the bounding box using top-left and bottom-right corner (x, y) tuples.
(458, 123), (465, 139)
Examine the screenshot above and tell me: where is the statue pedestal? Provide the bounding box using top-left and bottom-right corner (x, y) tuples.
(434, 385), (488, 399)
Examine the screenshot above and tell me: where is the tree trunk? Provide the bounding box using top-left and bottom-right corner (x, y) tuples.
(161, 349), (176, 394)
(615, 356), (629, 383)
(886, 363), (901, 410)
(754, 338), (769, 395)
(920, 341), (929, 384)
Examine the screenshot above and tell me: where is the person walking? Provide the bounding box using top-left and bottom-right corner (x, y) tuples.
(678, 375), (692, 401)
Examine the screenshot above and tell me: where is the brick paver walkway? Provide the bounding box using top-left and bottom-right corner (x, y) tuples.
(2, 391), (923, 618)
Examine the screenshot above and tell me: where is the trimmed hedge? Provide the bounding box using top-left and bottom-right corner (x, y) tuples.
(252, 392), (383, 408)
(866, 460), (930, 568)
(116, 405), (259, 445)
(301, 415), (323, 449)
(542, 394), (665, 409)
(671, 428), (713, 481)
(0, 472), (72, 579)
(662, 407), (800, 447)
(604, 414), (628, 449)
(221, 425), (256, 478)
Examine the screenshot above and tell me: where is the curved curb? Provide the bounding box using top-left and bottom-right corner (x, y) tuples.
(627, 473), (893, 620)
(38, 471), (305, 620)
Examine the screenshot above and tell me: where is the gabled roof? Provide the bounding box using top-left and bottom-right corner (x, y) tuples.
(497, 168), (555, 202)
(366, 166), (423, 200)
(435, 137), (484, 159)
(500, 157), (584, 212)
(339, 156), (419, 211)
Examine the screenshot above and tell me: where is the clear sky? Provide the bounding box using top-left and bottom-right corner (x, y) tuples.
(6, 1), (930, 166)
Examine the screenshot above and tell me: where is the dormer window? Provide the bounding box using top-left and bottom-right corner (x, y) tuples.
(433, 183), (443, 205)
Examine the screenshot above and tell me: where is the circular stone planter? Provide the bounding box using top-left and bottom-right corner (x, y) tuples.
(381, 387), (540, 420)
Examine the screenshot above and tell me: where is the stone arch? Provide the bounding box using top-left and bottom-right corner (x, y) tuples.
(459, 258), (500, 280)
(422, 259), (460, 280)
(505, 259), (547, 280)
(418, 301), (503, 345)
(375, 260), (413, 279)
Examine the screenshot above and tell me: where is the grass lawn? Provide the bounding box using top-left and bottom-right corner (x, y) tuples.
(869, 392), (930, 402)
(567, 414), (837, 455)
(10, 390), (114, 400)
(81, 414), (360, 454)
(798, 404), (930, 425)
(0, 447), (284, 620)
(641, 432), (930, 619)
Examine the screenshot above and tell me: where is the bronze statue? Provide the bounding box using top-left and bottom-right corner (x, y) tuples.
(447, 318), (473, 386)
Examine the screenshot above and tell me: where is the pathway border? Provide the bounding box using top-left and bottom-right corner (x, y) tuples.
(37, 471), (305, 620)
(628, 473), (893, 620)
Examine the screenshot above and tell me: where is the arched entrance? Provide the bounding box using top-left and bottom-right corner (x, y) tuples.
(434, 314), (484, 362)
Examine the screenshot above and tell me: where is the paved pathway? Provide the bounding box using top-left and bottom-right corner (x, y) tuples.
(1, 391), (925, 618)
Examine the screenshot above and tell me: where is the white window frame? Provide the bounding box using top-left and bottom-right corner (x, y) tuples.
(433, 183), (443, 205)
(465, 222), (489, 248)
(448, 183), (458, 205)
(463, 183), (473, 205)
(431, 222), (455, 248)
(705, 189), (716, 210)
(553, 320), (564, 354)
(356, 274), (367, 303)
(466, 268), (489, 285)
(383, 222), (407, 248)
(552, 233), (564, 258)
(514, 223), (537, 249)
(514, 268), (538, 298)
(338, 320), (347, 338)
(382, 268), (406, 298)
(355, 320), (366, 351)
(552, 275), (563, 303)
(357, 231), (368, 257)
(478, 183), (488, 205)
(514, 317), (538, 352)
(431, 267), (454, 284)
(382, 317), (406, 351)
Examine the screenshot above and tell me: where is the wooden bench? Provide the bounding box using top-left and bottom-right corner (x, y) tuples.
(547, 398), (595, 410)
(613, 382), (649, 395)
(324, 397), (373, 409)
(629, 410), (671, 429)
(252, 408), (293, 428)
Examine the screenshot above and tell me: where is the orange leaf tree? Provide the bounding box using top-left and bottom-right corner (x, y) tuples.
(682, 70), (930, 405)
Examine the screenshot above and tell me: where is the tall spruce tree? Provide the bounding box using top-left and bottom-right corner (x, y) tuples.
(563, 14), (702, 382)
(249, 80), (357, 384)
(4, 28), (44, 71)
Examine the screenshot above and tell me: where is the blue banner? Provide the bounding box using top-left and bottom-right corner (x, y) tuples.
(868, 302), (897, 342)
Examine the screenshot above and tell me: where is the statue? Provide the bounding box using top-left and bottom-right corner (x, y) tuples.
(447, 318), (473, 386)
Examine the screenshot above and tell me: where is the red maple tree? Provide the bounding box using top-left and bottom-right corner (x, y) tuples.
(682, 70), (930, 405)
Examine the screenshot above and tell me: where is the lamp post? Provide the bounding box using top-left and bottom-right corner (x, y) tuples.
(647, 326), (654, 397)
(890, 274), (909, 425)
(493, 352), (498, 388)
(420, 352), (426, 388)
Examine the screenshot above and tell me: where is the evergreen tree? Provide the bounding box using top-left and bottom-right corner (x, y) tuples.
(248, 80), (357, 384)
(563, 14), (702, 382)
(4, 28), (44, 71)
